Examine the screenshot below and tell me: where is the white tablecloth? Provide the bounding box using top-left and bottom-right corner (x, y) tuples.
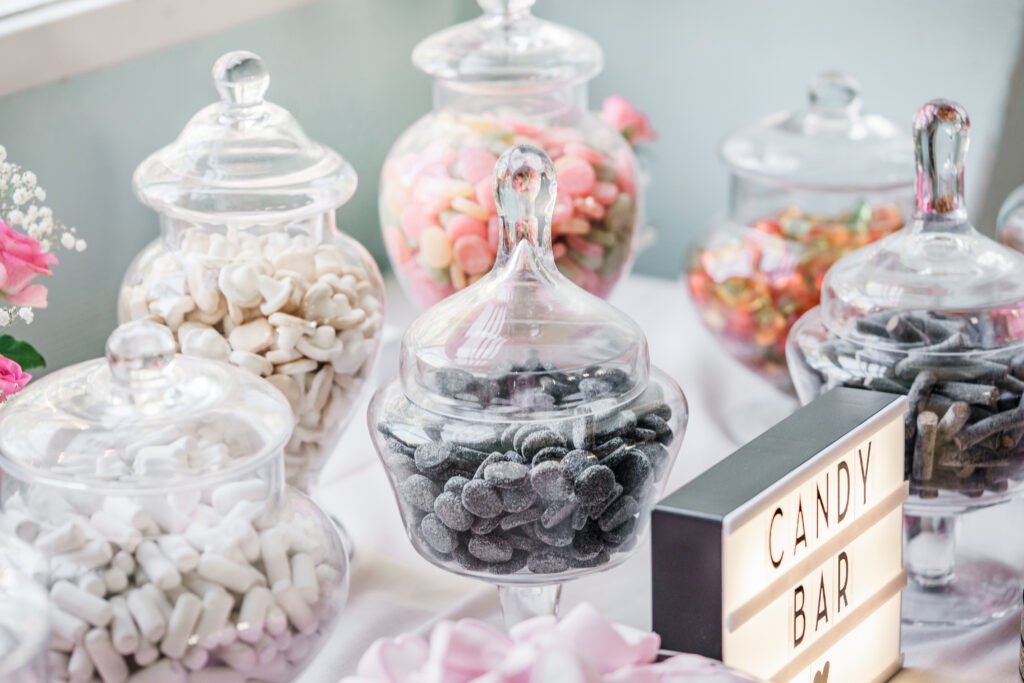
(300, 275), (1024, 682)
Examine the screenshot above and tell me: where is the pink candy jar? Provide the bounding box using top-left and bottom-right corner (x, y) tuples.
(380, 0), (641, 309)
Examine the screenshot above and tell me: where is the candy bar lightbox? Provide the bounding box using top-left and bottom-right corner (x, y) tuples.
(653, 388), (908, 683)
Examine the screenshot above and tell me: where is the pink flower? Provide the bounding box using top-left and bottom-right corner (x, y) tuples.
(601, 96), (656, 146)
(0, 355), (30, 398)
(0, 220), (57, 308)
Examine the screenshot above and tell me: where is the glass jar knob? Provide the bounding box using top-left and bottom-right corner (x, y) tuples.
(477, 0), (536, 16)
(213, 50), (270, 109)
(914, 99), (969, 219)
(493, 144), (557, 266)
(808, 71), (862, 117)
(106, 320), (176, 391)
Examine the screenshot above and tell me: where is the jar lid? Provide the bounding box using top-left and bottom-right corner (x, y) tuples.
(134, 51), (357, 224)
(399, 144), (649, 421)
(411, 0), (602, 90)
(720, 71), (913, 191)
(820, 100), (1024, 344)
(0, 322), (293, 491)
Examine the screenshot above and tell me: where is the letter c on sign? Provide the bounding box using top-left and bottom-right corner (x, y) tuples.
(769, 507), (784, 568)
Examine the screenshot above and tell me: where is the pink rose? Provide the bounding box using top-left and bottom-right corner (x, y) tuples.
(0, 355), (30, 398)
(0, 220), (57, 308)
(601, 95), (657, 145)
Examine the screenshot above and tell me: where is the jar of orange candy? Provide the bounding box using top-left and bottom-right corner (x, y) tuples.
(686, 72), (913, 392)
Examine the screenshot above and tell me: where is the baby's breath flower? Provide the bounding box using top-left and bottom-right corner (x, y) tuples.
(0, 310), (12, 327)
(60, 233), (75, 249)
(18, 308), (33, 324)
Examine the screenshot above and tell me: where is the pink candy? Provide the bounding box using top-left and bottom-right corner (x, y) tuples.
(446, 214), (488, 243)
(400, 204), (434, 242)
(555, 156), (597, 196)
(453, 234), (494, 275)
(343, 604), (762, 683)
(459, 148), (499, 185)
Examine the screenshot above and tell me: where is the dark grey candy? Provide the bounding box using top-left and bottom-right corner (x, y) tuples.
(453, 543), (487, 571)
(579, 378), (613, 399)
(434, 492), (475, 532)
(633, 428), (658, 442)
(500, 506), (543, 530)
(507, 533), (539, 553)
(520, 429), (566, 459)
(562, 450), (597, 479)
(570, 548), (611, 569)
(441, 422), (503, 453)
(429, 368), (477, 397)
(592, 438), (626, 458)
(534, 519), (575, 548)
(574, 465), (617, 505)
(468, 534), (513, 563)
(420, 513), (458, 554)
(513, 388), (556, 410)
(500, 424), (520, 451)
(636, 442), (670, 479)
(598, 495), (639, 532)
(471, 515), (502, 535)
(484, 461), (530, 489)
(527, 549), (570, 574)
(540, 500), (577, 529)
(414, 442), (455, 474)
(603, 516), (637, 546)
(385, 454), (419, 481)
(595, 410), (637, 440)
(474, 451), (513, 479)
(610, 450), (652, 493)
(444, 476), (471, 494)
(489, 549), (529, 575)
(461, 480), (504, 518)
(500, 482), (537, 513)
(571, 505), (590, 530)
(587, 483), (624, 520)
(399, 474), (441, 513)
(570, 415), (595, 451)
(572, 521), (604, 561)
(638, 414), (670, 436)
(512, 424), (548, 452)
(530, 461), (574, 502)
(531, 446), (568, 466)
(384, 437), (415, 457)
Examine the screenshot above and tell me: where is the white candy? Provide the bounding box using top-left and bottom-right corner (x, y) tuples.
(135, 542), (181, 591)
(68, 643), (94, 682)
(219, 641), (257, 673)
(126, 589), (165, 643)
(273, 583), (316, 634)
(36, 520), (87, 554)
(110, 597), (140, 656)
(197, 553), (261, 594)
(193, 587), (234, 647)
(290, 553), (318, 603)
(160, 593), (202, 659)
(90, 512), (142, 552)
(103, 498), (151, 530)
(50, 604), (88, 643)
(133, 641), (159, 667)
(84, 627), (129, 683)
(104, 568), (129, 594)
(182, 645), (209, 671)
(188, 667), (245, 683)
(228, 318), (274, 354)
(52, 580), (112, 627)
(237, 586), (272, 644)
(211, 480), (267, 516)
(127, 659), (187, 683)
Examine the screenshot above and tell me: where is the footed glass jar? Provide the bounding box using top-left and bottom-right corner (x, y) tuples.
(370, 145), (687, 627)
(687, 72), (913, 393)
(380, 0), (640, 309)
(119, 51), (385, 492)
(788, 100), (1024, 627)
(0, 322), (349, 681)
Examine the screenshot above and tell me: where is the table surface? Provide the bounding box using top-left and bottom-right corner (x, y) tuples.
(300, 274), (1024, 682)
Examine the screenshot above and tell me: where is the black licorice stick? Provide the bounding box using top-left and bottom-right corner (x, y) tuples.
(953, 406), (1024, 451)
(908, 331), (970, 355)
(894, 357), (1007, 382)
(934, 381), (999, 407)
(914, 411), (939, 481)
(905, 370), (937, 438)
(936, 401), (971, 442)
(866, 376), (910, 394)
(885, 315), (928, 343)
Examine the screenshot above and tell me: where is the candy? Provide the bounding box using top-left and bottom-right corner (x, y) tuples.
(381, 113), (639, 308)
(120, 229), (383, 491)
(377, 362), (677, 577)
(687, 203), (904, 389)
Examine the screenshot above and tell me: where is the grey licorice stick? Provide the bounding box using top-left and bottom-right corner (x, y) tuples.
(919, 394), (954, 416)
(936, 401), (971, 442)
(953, 406), (1024, 451)
(908, 332), (970, 355)
(865, 376), (910, 394)
(934, 382), (999, 407)
(914, 412), (939, 481)
(895, 357), (1007, 382)
(905, 370), (937, 438)
(885, 315), (927, 343)
(1010, 354), (1024, 380)
(904, 314), (965, 343)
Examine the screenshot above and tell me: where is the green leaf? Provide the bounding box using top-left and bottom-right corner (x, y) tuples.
(0, 336), (45, 370)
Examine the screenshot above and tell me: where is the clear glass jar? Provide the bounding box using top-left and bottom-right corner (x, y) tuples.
(0, 322), (349, 681)
(0, 539), (48, 682)
(687, 72), (914, 392)
(119, 51), (385, 492)
(997, 184), (1024, 251)
(379, 0), (640, 310)
(788, 100), (1024, 627)
(370, 145), (687, 626)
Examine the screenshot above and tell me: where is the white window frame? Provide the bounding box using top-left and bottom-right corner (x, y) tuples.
(0, 0), (316, 97)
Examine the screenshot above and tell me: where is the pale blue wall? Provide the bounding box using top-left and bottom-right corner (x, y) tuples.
(0, 0), (1021, 370)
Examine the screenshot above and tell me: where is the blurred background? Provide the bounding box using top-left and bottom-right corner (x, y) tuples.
(0, 0), (1022, 371)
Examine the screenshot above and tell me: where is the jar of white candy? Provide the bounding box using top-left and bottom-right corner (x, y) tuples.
(0, 539), (49, 682)
(0, 322), (349, 682)
(119, 50), (385, 492)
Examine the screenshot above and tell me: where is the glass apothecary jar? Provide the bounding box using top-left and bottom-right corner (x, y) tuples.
(788, 100), (1024, 627)
(370, 145), (686, 627)
(380, 0), (640, 310)
(119, 51), (385, 493)
(0, 322), (349, 681)
(0, 539), (48, 682)
(687, 72), (914, 395)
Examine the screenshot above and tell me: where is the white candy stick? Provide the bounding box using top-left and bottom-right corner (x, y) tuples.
(50, 633), (75, 652)
(133, 641), (159, 667)
(35, 520), (86, 554)
(140, 584), (172, 619)
(157, 535), (200, 572)
(264, 605), (287, 637)
(103, 497), (151, 530)
(111, 551), (135, 574)
(182, 645), (209, 671)
(126, 589), (165, 643)
(211, 480), (267, 515)
(259, 529), (290, 590)
(182, 574), (220, 599)
(67, 643), (94, 682)
(5, 508), (40, 542)
(160, 593), (203, 659)
(218, 641), (256, 673)
(109, 597), (139, 656)
(290, 553), (318, 603)
(273, 583), (316, 634)
(78, 573), (106, 598)
(255, 635), (277, 665)
(51, 580), (112, 627)
(197, 553), (260, 593)
(135, 541), (181, 590)
(145, 500), (189, 534)
(126, 659), (187, 683)
(49, 604), (88, 643)
(89, 512), (142, 552)
(103, 568), (129, 594)
(287, 632), (314, 664)
(193, 587), (234, 647)
(237, 586), (272, 644)
(84, 628), (129, 683)
(57, 539), (114, 570)
(48, 650), (70, 678)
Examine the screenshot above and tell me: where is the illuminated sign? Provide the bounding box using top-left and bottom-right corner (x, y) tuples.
(653, 388), (907, 683)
